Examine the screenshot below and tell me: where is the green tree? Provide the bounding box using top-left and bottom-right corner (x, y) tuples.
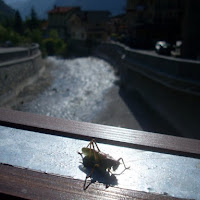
(49, 29), (59, 39)
(25, 7), (39, 30)
(8, 30), (21, 44)
(0, 25), (7, 42)
(14, 10), (23, 34)
(30, 7), (39, 29)
(42, 30), (67, 56)
(30, 29), (42, 44)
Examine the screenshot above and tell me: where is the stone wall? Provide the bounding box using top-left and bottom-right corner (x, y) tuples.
(0, 44), (43, 105)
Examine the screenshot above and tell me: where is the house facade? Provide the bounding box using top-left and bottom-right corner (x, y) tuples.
(81, 11), (110, 41)
(48, 6), (110, 41)
(48, 6), (84, 40)
(126, 0), (184, 47)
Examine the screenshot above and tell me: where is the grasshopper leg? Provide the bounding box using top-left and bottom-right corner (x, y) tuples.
(110, 158), (130, 175)
(92, 139), (101, 152)
(86, 164), (100, 179)
(86, 139), (101, 161)
(117, 158), (130, 170)
(87, 139), (101, 152)
(84, 164), (99, 190)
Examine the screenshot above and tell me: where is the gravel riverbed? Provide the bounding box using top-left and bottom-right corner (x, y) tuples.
(13, 56), (117, 122)
(10, 56), (178, 134)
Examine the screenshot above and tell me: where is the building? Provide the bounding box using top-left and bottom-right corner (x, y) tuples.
(180, 0), (200, 59)
(48, 6), (83, 40)
(81, 11), (110, 41)
(126, 0), (200, 59)
(109, 14), (127, 35)
(126, 0), (184, 47)
(48, 6), (110, 41)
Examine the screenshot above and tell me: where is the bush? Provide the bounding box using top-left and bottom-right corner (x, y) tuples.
(0, 25), (8, 42)
(8, 31), (21, 45)
(0, 25), (26, 45)
(0, 24), (67, 57)
(42, 37), (67, 56)
(30, 29), (42, 44)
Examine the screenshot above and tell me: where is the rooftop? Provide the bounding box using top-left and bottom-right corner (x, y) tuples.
(48, 6), (80, 14)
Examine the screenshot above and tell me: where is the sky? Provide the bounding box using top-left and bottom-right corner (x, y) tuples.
(4, 0), (127, 18)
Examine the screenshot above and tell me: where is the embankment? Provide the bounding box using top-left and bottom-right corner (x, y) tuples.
(0, 44), (44, 106)
(94, 42), (200, 139)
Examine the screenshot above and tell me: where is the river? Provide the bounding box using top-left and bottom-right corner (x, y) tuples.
(11, 56), (179, 135)
(13, 56), (117, 122)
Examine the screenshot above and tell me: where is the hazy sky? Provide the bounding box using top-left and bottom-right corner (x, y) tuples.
(4, 0), (126, 18)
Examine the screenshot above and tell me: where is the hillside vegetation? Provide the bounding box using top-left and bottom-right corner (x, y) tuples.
(0, 0), (15, 22)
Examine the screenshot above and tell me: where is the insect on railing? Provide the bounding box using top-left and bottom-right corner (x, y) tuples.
(78, 139), (130, 189)
(0, 108), (200, 200)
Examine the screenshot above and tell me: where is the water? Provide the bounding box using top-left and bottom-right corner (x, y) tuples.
(17, 56), (117, 121)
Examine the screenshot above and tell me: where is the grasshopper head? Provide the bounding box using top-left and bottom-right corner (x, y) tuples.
(82, 147), (90, 156)
(82, 147), (97, 159)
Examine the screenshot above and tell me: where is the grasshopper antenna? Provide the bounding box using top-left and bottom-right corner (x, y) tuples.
(78, 151), (84, 159)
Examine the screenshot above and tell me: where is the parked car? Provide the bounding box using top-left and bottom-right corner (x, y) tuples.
(1, 40), (14, 47)
(155, 41), (172, 55)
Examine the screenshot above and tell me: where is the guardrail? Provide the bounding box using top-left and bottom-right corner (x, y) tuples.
(0, 43), (40, 63)
(94, 41), (200, 139)
(95, 42), (200, 96)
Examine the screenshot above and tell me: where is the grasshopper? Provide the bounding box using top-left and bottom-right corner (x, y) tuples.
(78, 139), (130, 189)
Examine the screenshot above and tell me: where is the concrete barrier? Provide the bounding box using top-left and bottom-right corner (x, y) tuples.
(94, 42), (200, 139)
(0, 44), (43, 106)
(95, 41), (200, 96)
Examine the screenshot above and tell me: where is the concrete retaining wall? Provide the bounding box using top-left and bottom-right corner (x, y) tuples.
(0, 44), (43, 105)
(95, 41), (200, 96)
(94, 42), (200, 139)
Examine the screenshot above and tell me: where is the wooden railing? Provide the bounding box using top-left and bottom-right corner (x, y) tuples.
(0, 108), (199, 199)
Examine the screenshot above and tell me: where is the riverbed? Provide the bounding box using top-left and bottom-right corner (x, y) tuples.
(13, 56), (117, 122)
(10, 56), (178, 135)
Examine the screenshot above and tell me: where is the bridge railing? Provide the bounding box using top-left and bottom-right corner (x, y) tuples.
(0, 43), (40, 63)
(95, 41), (200, 96)
(0, 108), (199, 199)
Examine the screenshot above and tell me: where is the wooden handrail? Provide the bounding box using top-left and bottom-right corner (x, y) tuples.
(0, 108), (199, 158)
(0, 108), (199, 200)
(0, 164), (186, 200)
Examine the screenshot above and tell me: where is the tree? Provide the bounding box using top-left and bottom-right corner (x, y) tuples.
(0, 25), (7, 42)
(49, 29), (59, 39)
(14, 10), (23, 34)
(25, 7), (39, 30)
(30, 7), (39, 29)
(42, 30), (67, 56)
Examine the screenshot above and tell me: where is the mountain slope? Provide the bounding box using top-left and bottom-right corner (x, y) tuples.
(0, 0), (15, 22)
(4, 0), (55, 19)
